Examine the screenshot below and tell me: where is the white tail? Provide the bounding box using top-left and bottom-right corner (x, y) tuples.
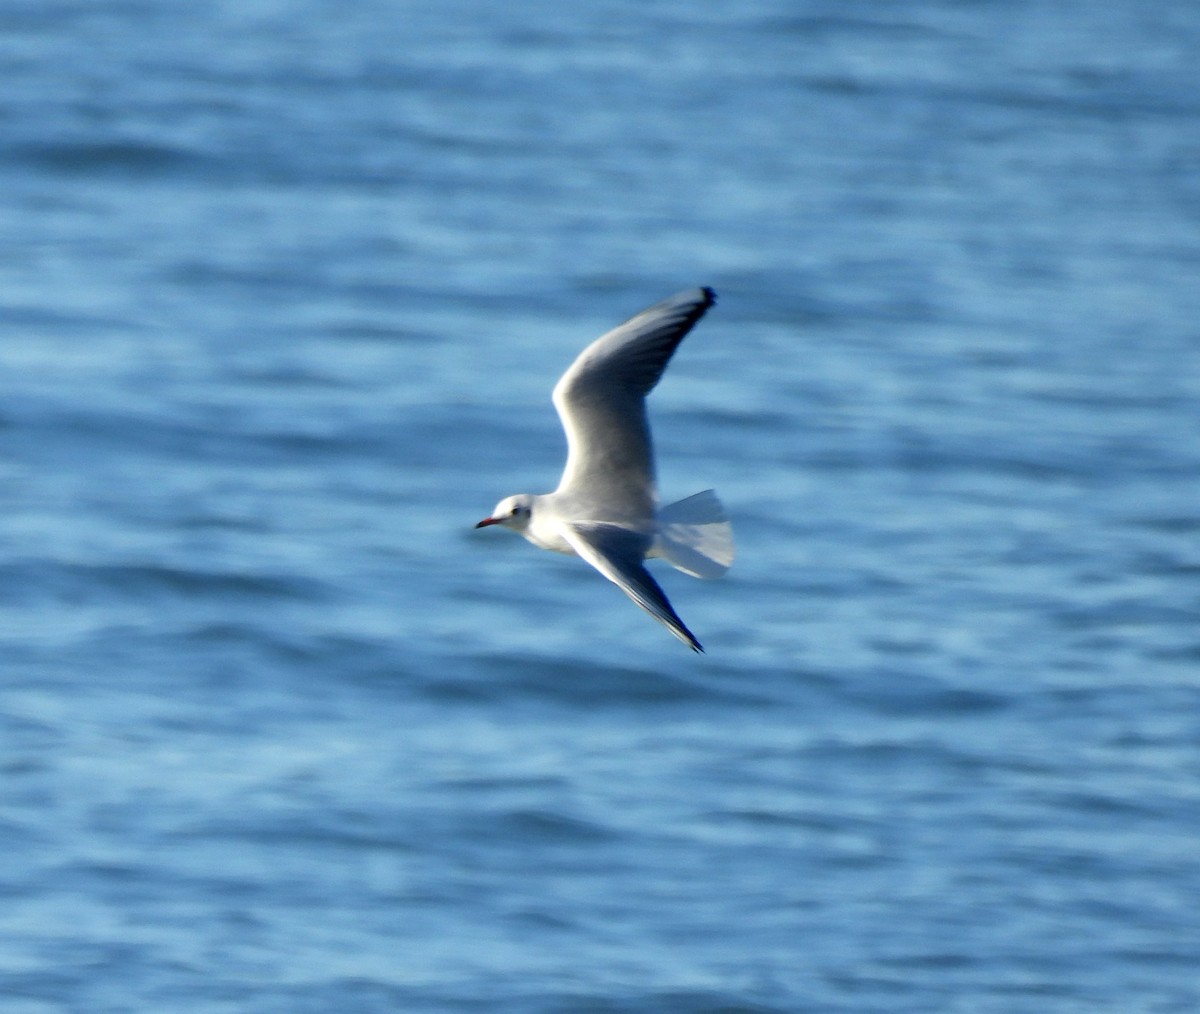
(653, 489), (734, 579)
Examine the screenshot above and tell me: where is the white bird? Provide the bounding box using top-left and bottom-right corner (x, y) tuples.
(475, 286), (733, 652)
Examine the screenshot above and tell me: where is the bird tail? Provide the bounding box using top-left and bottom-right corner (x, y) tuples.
(653, 490), (734, 579)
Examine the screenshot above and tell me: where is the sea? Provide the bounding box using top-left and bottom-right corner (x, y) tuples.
(2, 1), (1199, 1011)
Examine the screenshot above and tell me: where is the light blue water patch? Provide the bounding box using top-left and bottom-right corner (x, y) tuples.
(2, 1), (1200, 1011)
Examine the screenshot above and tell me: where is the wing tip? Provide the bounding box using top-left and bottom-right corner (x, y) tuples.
(700, 285), (717, 307)
(675, 619), (704, 653)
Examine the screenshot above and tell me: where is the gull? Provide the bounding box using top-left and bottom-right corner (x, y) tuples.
(475, 286), (733, 652)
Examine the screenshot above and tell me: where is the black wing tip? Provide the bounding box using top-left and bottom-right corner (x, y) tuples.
(678, 622), (704, 653)
(670, 285), (715, 337)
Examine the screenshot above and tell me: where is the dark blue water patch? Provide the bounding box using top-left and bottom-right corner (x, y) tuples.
(421, 651), (756, 709)
(58, 849), (276, 912)
(0, 815), (51, 882)
(7, 139), (215, 180)
(605, 992), (796, 1014)
(1148, 641), (1200, 664)
(0, 303), (133, 335)
(2, 391), (403, 476)
(235, 980), (437, 1014)
(877, 427), (1137, 487)
(98, 624), (441, 722)
(1125, 513), (1200, 535)
(0, 705), (61, 749)
(475, 807), (621, 847)
(847, 677), (1011, 718)
(2, 396), (232, 466)
(183, 623), (396, 679)
(877, 951), (977, 972)
(864, 634), (939, 658)
(0, 971), (95, 1012)
(100, 562), (322, 601)
(805, 732), (1001, 777)
(406, 986), (804, 1014)
(319, 318), (440, 346)
(1129, 548), (1200, 580)
(997, 841), (1152, 887)
(759, 13), (958, 41)
(159, 245), (381, 307)
(1044, 789), (1171, 820)
(673, 407), (795, 436)
(1051, 596), (1199, 635)
(168, 809), (425, 860)
(0, 557), (331, 608)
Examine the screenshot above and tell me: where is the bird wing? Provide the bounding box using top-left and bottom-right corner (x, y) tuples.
(552, 287), (716, 516)
(560, 521), (703, 652)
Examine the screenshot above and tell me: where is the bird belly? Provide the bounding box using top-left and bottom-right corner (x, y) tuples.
(522, 518), (577, 555)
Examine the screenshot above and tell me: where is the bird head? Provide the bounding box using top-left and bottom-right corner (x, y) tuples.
(475, 494), (534, 533)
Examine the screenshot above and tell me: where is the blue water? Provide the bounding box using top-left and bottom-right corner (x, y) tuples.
(3, 1), (1200, 1011)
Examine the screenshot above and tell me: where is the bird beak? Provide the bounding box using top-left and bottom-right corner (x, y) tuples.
(475, 516), (501, 529)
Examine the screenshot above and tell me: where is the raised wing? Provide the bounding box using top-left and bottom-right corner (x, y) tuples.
(561, 521), (703, 652)
(552, 287), (716, 515)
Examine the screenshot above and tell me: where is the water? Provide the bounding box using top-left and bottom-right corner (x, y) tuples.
(3, 1), (1199, 1011)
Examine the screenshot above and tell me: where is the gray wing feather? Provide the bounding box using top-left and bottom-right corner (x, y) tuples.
(552, 287), (716, 513)
(561, 522), (703, 652)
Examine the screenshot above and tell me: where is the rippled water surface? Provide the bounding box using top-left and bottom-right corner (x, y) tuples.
(3, 1), (1200, 1011)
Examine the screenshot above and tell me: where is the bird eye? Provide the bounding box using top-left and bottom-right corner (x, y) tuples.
(511, 505), (522, 516)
